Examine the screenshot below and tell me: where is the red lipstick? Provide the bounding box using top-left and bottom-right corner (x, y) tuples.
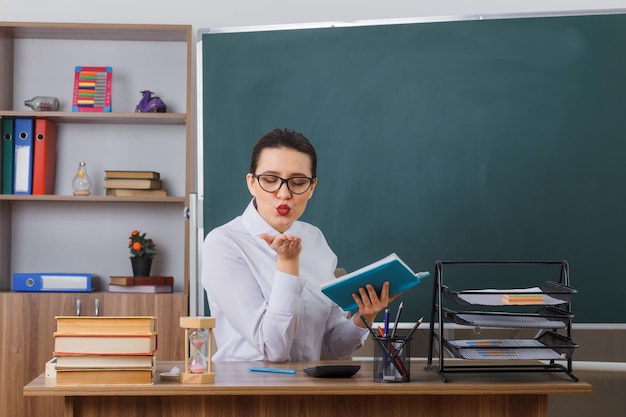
(276, 204), (290, 216)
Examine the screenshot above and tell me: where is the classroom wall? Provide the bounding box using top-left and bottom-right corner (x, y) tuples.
(2, 0), (626, 29)
(5, 1), (626, 317)
(5, 0), (626, 295)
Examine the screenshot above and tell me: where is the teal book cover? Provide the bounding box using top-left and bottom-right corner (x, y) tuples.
(321, 253), (430, 311)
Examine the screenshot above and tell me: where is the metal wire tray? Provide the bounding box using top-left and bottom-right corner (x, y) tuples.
(444, 331), (578, 360)
(442, 281), (576, 306)
(442, 306), (572, 329)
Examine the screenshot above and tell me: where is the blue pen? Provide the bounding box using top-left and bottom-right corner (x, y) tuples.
(248, 366), (296, 375)
(383, 307), (390, 337)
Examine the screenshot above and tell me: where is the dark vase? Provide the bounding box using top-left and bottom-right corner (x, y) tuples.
(131, 257), (152, 277)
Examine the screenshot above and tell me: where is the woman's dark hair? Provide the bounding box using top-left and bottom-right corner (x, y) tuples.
(249, 128), (318, 178)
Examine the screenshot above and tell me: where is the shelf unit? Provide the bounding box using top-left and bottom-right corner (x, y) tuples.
(426, 260), (579, 382)
(0, 22), (193, 417)
(0, 21), (193, 291)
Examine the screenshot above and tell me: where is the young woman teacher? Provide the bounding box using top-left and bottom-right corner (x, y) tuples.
(201, 128), (391, 362)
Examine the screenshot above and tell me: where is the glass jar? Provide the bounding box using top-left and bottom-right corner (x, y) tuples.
(24, 96), (60, 111)
(72, 161), (92, 196)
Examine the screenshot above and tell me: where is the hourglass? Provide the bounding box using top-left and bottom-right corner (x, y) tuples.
(179, 317), (215, 383)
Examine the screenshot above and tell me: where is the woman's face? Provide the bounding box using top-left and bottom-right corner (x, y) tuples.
(247, 147), (317, 233)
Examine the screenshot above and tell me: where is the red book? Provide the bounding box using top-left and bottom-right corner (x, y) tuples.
(32, 119), (58, 195)
(109, 276), (174, 286)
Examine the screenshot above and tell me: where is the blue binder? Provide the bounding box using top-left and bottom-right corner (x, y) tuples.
(13, 117), (35, 194)
(13, 273), (96, 292)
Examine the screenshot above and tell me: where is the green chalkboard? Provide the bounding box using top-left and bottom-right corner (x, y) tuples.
(201, 13), (626, 323)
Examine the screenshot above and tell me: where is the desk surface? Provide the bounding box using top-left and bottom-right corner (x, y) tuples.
(24, 360), (591, 397)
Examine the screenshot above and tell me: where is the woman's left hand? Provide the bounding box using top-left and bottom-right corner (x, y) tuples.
(351, 281), (398, 329)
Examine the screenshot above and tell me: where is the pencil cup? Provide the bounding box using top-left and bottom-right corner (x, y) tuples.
(373, 336), (411, 382)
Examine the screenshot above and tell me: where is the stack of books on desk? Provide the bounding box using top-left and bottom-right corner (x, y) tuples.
(104, 170), (167, 197)
(108, 275), (174, 293)
(53, 316), (157, 385)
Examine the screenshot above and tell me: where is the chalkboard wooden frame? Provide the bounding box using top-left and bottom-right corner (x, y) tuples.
(198, 10), (626, 323)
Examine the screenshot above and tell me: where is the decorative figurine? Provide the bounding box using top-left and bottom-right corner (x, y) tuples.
(135, 90), (167, 113)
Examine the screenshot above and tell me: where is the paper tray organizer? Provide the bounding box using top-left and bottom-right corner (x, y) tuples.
(444, 331), (579, 361)
(426, 260), (580, 382)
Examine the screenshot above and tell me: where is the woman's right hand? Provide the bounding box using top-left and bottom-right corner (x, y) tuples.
(260, 233), (302, 276)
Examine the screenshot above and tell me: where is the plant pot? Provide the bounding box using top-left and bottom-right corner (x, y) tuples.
(131, 257), (152, 277)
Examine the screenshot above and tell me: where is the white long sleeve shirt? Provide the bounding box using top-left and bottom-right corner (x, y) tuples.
(201, 200), (368, 362)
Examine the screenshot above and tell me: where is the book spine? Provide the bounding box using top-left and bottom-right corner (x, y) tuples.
(54, 316), (157, 334)
(113, 276), (174, 285)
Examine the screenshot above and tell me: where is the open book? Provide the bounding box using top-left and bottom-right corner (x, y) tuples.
(321, 253), (430, 311)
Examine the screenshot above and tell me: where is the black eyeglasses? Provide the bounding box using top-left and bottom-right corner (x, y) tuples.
(253, 174), (314, 195)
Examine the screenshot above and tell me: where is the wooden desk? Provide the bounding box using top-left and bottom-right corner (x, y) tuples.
(23, 360), (591, 417)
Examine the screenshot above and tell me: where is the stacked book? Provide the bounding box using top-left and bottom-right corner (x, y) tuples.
(104, 170), (166, 197)
(53, 316), (157, 385)
(108, 275), (174, 293)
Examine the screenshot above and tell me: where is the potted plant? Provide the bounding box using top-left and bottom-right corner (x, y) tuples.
(128, 230), (157, 276)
